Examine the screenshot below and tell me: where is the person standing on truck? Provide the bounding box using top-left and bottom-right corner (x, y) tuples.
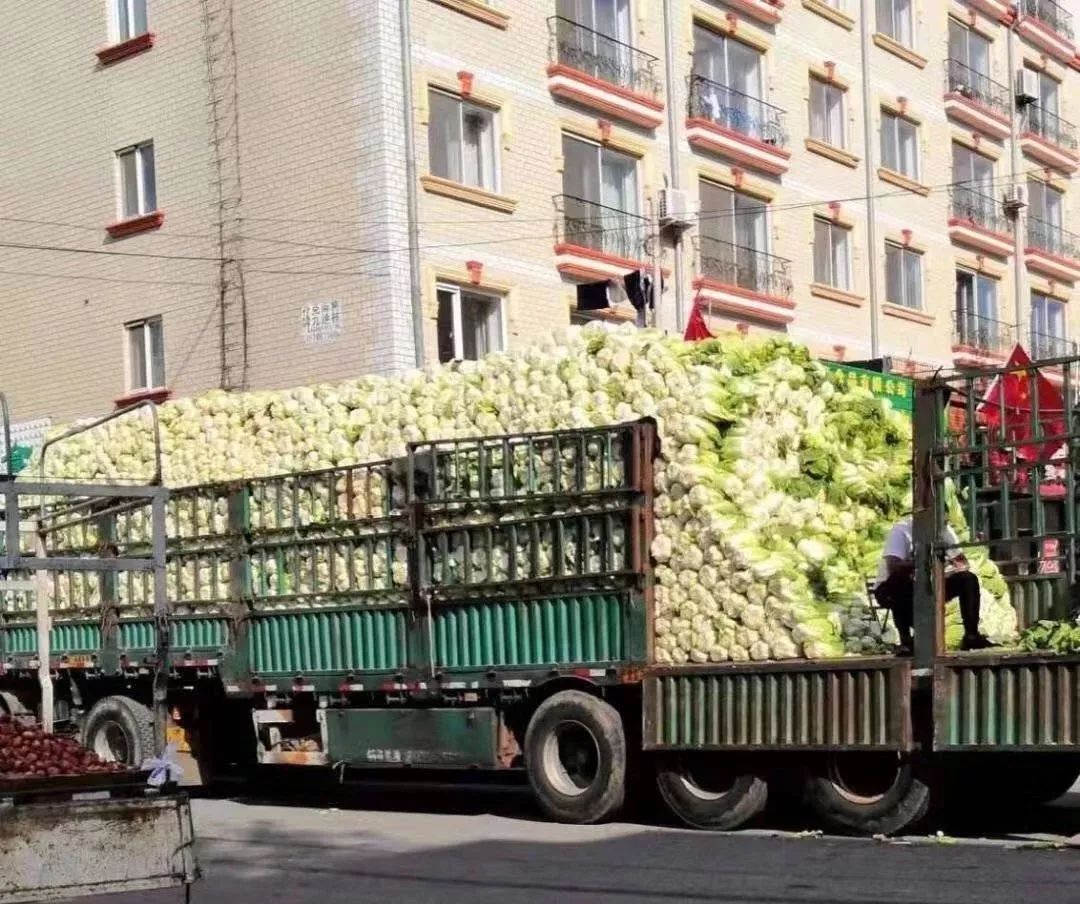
(874, 516), (995, 654)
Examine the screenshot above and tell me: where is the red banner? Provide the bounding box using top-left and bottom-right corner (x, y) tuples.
(976, 344), (1066, 463)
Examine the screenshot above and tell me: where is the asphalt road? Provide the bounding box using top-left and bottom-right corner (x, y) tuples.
(78, 780), (1080, 904)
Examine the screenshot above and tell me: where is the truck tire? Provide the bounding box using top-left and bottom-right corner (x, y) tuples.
(803, 753), (930, 836)
(81, 696), (155, 768)
(947, 754), (1080, 808)
(655, 754), (767, 830)
(524, 690), (626, 824)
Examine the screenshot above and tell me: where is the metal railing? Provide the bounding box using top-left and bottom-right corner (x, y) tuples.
(1027, 217), (1080, 261)
(698, 236), (793, 300)
(688, 74), (789, 149)
(1030, 330), (1076, 361)
(1022, 104), (1079, 150)
(952, 310), (1015, 355)
(949, 185), (1010, 236)
(1023, 0), (1074, 40)
(548, 16), (660, 97)
(555, 194), (648, 262)
(943, 59), (1011, 119)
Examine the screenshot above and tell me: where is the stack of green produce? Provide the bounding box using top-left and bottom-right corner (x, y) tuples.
(33, 324), (1017, 659)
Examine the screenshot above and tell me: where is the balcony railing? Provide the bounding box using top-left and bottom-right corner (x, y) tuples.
(688, 74), (789, 149)
(1023, 0), (1074, 40)
(1028, 217), (1080, 261)
(548, 16), (660, 97)
(949, 185), (1010, 235)
(555, 194), (648, 263)
(953, 310), (1015, 356)
(943, 59), (1011, 119)
(1030, 330), (1077, 361)
(699, 236), (793, 300)
(1022, 104), (1079, 150)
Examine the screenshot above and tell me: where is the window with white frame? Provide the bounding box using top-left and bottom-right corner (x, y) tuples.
(809, 77), (845, 148)
(1028, 179), (1064, 229)
(436, 284), (504, 363)
(876, 0), (914, 47)
(1031, 292), (1067, 357)
(699, 179), (769, 291)
(885, 242), (923, 309)
(125, 317), (165, 392)
(947, 19), (990, 78)
(955, 269), (999, 348)
(813, 217), (851, 290)
(116, 142), (157, 220)
(428, 89), (499, 192)
(114, 0), (148, 43)
(880, 111), (919, 180)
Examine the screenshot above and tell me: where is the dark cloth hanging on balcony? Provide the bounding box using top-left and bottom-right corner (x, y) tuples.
(577, 280), (613, 311)
(623, 270), (663, 311)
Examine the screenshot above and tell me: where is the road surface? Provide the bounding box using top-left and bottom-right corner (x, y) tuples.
(79, 780), (1080, 904)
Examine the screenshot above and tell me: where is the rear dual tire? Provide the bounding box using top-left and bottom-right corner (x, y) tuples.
(655, 755), (768, 830)
(803, 752), (930, 836)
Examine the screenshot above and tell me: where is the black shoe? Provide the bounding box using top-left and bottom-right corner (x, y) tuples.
(961, 634), (996, 651)
(896, 643), (913, 657)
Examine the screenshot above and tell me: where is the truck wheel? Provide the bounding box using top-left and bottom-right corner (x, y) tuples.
(524, 690), (626, 824)
(655, 754), (767, 830)
(804, 753), (930, 837)
(948, 754), (1080, 808)
(81, 696), (155, 768)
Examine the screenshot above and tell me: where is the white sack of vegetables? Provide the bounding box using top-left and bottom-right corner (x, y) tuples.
(37, 323), (1016, 658)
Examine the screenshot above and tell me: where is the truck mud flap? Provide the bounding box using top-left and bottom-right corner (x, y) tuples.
(644, 659), (912, 751)
(0, 794), (198, 903)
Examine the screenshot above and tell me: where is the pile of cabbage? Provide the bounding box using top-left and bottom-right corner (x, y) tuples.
(34, 324), (1018, 660)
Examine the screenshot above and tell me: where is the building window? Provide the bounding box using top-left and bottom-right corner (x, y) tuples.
(809, 78), (845, 148)
(699, 180), (773, 293)
(1028, 179), (1064, 230)
(813, 217), (851, 291)
(125, 317), (165, 392)
(1028, 66), (1060, 117)
(885, 242), (923, 309)
(880, 111), (919, 179)
(116, 142), (157, 220)
(955, 269), (1000, 348)
(436, 285), (504, 363)
(690, 26), (776, 143)
(1031, 292), (1067, 359)
(947, 19), (990, 77)
(553, 0), (636, 90)
(876, 0), (914, 47)
(428, 89), (499, 192)
(114, 0), (148, 43)
(560, 133), (643, 260)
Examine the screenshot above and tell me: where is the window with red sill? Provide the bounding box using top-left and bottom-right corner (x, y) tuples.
(114, 0), (148, 45)
(109, 141), (161, 237)
(124, 316), (167, 403)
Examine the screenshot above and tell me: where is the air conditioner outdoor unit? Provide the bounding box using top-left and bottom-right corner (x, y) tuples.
(658, 188), (695, 229)
(1002, 185), (1025, 214)
(1016, 68), (1040, 105)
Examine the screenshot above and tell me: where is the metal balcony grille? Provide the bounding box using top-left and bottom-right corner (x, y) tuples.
(953, 310), (1015, 356)
(943, 59), (1011, 119)
(1023, 0), (1074, 39)
(548, 16), (660, 97)
(949, 186), (1010, 236)
(688, 74), (789, 149)
(1028, 217), (1080, 262)
(1030, 330), (1076, 361)
(555, 194), (648, 263)
(699, 236), (793, 300)
(1023, 104), (1079, 150)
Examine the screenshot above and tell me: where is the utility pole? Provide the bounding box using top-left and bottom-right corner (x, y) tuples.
(1006, 5), (1027, 345)
(858, 0), (880, 359)
(399, 0), (426, 368)
(661, 0), (685, 331)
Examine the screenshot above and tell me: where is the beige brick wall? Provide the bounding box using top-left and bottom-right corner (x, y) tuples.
(0, 0), (1077, 427)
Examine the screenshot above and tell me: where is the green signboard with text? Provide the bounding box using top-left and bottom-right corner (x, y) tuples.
(822, 362), (914, 416)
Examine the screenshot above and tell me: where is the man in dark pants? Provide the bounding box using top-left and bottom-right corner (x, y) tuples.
(873, 516), (994, 654)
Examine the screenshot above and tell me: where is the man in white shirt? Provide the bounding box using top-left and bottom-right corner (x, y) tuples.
(873, 516), (994, 654)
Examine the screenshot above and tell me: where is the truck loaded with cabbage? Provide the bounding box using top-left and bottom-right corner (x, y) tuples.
(3, 324), (1079, 836)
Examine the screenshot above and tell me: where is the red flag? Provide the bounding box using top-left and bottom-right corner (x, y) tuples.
(684, 296), (714, 341)
(977, 344), (1066, 462)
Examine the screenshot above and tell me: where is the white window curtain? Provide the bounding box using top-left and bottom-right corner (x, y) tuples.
(810, 79), (844, 147)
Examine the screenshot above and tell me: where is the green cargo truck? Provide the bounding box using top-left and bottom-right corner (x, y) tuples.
(2, 360), (1079, 836)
